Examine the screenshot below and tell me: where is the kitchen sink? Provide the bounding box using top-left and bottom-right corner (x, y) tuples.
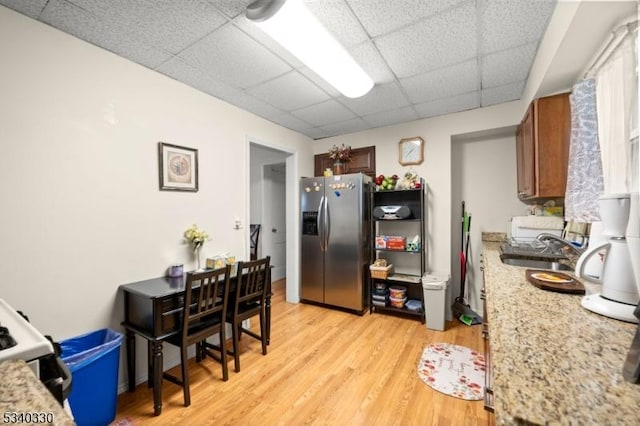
(500, 254), (574, 271)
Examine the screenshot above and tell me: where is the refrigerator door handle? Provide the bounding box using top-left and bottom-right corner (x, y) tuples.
(318, 195), (326, 251)
(324, 195), (330, 250)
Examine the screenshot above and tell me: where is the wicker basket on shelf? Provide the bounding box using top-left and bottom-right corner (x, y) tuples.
(370, 263), (393, 279)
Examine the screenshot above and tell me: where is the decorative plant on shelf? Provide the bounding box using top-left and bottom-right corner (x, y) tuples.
(184, 224), (209, 270)
(328, 144), (353, 163)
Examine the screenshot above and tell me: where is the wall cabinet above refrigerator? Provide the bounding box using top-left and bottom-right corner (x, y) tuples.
(516, 93), (571, 200)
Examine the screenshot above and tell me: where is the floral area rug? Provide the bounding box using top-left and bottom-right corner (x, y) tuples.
(417, 343), (485, 400)
(109, 417), (134, 426)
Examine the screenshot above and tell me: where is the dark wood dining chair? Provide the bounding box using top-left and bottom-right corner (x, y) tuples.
(249, 224), (261, 260)
(228, 256), (270, 373)
(161, 265), (231, 407)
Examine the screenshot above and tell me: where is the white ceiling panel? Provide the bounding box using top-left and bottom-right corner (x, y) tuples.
(347, 0), (468, 38)
(270, 113), (315, 132)
(349, 41), (396, 85)
(481, 42), (537, 89)
(415, 91), (480, 118)
(305, 0), (368, 48)
(375, 1), (477, 78)
(177, 24), (291, 89)
(399, 59), (479, 104)
(292, 100), (357, 127)
(209, 0), (255, 19)
(69, 0), (228, 55)
(362, 106), (420, 129)
(156, 57), (232, 97)
(247, 72), (331, 111)
(0, 0), (46, 18)
(39, 0), (173, 69)
(339, 82), (410, 116)
(319, 117), (370, 138)
(481, 81), (525, 107)
(0, 0), (561, 139)
(480, 0), (556, 54)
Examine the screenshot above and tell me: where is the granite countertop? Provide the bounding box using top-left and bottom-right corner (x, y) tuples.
(0, 359), (75, 426)
(482, 233), (640, 425)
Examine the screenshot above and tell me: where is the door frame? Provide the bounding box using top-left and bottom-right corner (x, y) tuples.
(246, 136), (300, 303)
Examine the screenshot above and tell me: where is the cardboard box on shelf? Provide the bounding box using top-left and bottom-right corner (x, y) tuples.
(386, 236), (406, 250)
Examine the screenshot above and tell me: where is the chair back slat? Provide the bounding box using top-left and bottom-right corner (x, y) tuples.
(182, 265), (231, 340)
(234, 257), (270, 312)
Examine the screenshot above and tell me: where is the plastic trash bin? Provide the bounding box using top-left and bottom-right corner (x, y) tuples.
(422, 273), (450, 331)
(60, 328), (123, 426)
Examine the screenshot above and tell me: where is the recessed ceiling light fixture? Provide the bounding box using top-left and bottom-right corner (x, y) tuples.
(246, 0), (374, 98)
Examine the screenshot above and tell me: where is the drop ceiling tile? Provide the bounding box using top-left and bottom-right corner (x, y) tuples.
(347, 0), (468, 37)
(177, 24), (292, 89)
(399, 59), (479, 104)
(415, 91), (479, 118)
(159, 57), (284, 117)
(304, 127), (330, 140)
(350, 41), (395, 84)
(319, 117), (370, 137)
(298, 67), (342, 97)
(270, 113), (315, 132)
(228, 91), (286, 119)
(375, 1), (477, 78)
(291, 100), (356, 127)
(209, 0), (254, 18)
(481, 81), (524, 107)
(305, 0), (368, 48)
(40, 0), (172, 69)
(69, 0), (227, 55)
(480, 0), (556, 54)
(362, 106), (419, 128)
(340, 82), (410, 116)
(481, 42), (536, 89)
(0, 0), (47, 19)
(157, 56), (228, 96)
(247, 71), (330, 111)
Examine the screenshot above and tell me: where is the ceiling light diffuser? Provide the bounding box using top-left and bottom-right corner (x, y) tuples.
(246, 0), (374, 98)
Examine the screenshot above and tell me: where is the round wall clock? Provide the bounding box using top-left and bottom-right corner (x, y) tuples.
(398, 136), (424, 166)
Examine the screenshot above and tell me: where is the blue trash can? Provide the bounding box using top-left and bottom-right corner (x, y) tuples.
(60, 328), (123, 426)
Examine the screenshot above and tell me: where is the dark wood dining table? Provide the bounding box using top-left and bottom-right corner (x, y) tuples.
(119, 269), (271, 415)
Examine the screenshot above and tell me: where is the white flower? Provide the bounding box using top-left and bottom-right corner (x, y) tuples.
(184, 224), (209, 249)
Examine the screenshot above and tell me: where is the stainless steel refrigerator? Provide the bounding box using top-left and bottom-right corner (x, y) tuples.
(300, 173), (371, 312)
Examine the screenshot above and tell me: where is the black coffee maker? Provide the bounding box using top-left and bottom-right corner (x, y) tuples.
(623, 303), (640, 383)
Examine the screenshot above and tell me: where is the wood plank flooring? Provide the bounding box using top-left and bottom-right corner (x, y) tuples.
(114, 280), (492, 425)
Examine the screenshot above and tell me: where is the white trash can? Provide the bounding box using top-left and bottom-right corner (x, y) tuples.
(422, 273), (450, 331)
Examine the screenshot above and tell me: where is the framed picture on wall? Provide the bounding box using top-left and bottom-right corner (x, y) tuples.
(158, 142), (198, 192)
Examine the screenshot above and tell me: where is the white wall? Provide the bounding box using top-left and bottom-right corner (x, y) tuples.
(313, 101), (525, 283)
(0, 7), (312, 390)
(451, 130), (528, 313)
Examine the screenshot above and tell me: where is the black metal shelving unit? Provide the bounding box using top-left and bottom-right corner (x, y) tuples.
(370, 179), (426, 322)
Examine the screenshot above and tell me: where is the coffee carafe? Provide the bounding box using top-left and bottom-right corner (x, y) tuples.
(576, 193), (640, 323)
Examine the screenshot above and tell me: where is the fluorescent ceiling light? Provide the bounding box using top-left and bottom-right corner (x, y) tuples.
(246, 0), (374, 98)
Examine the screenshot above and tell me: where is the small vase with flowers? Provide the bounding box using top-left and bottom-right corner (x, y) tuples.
(328, 144), (352, 175)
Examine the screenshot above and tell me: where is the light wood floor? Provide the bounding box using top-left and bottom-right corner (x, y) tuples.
(114, 280), (492, 425)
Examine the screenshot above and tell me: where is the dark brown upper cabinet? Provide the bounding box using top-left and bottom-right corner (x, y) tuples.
(314, 146), (376, 178)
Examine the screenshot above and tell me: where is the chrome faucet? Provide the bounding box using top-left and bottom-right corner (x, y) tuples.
(535, 233), (586, 257)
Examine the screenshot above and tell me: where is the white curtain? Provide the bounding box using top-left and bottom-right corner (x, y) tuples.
(595, 31), (636, 194)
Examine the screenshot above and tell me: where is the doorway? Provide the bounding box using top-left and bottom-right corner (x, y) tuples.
(249, 143), (291, 284)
